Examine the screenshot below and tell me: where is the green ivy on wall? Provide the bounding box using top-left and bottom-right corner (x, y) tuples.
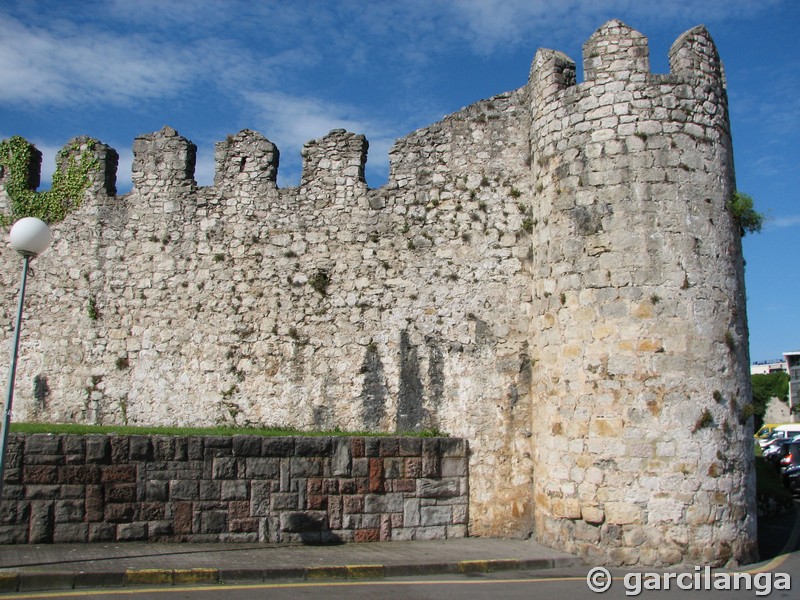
(0, 135), (99, 226)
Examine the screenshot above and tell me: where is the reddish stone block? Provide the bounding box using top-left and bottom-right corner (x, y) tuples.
(173, 502), (193, 534)
(350, 437), (365, 458)
(23, 465), (57, 485)
(228, 501), (250, 520)
(339, 479), (356, 494)
(343, 495), (364, 514)
(105, 484), (136, 503)
(58, 465), (100, 484)
(393, 478), (416, 493)
(307, 494), (327, 510)
(85, 485), (104, 521)
(230, 517), (259, 533)
(307, 477), (323, 495)
(380, 514), (392, 541)
(100, 465), (136, 483)
(322, 478), (339, 495)
(355, 478), (370, 494)
(368, 458), (383, 494)
(354, 528), (380, 542)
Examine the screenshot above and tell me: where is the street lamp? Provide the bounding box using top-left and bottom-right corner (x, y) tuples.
(0, 217), (51, 498)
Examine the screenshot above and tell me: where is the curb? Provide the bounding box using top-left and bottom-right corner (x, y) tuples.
(0, 556), (583, 593)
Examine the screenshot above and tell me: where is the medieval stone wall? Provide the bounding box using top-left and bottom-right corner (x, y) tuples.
(0, 433), (467, 544)
(0, 20), (756, 566)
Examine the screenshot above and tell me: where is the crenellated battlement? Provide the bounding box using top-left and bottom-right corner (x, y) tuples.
(0, 21), (755, 567)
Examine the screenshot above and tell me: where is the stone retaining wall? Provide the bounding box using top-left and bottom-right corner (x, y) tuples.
(0, 433), (468, 544)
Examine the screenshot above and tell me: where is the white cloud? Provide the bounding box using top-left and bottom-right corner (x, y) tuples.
(241, 91), (400, 185)
(767, 214), (800, 229)
(0, 15), (194, 106)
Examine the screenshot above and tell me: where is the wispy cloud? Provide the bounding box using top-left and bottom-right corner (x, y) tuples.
(767, 214), (800, 229)
(241, 91), (401, 185)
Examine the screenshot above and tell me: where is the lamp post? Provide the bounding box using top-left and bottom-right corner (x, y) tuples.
(0, 217), (51, 499)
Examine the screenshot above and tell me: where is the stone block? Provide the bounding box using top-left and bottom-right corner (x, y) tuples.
(145, 480), (169, 502)
(23, 465), (57, 485)
(331, 439), (351, 476)
(270, 493), (298, 511)
(25, 434), (61, 456)
(200, 480), (222, 500)
(170, 480), (199, 501)
(441, 457), (467, 478)
(100, 465), (137, 483)
(246, 457), (280, 479)
(25, 485), (60, 500)
(604, 501), (642, 525)
(117, 522), (147, 541)
(398, 437), (422, 456)
(29, 502), (54, 543)
(368, 458), (383, 493)
(109, 437), (130, 463)
(294, 437), (332, 456)
(404, 498), (420, 527)
(261, 437), (294, 457)
(172, 502), (193, 534)
(364, 493), (403, 514)
(354, 527), (380, 542)
(54, 499), (84, 523)
(53, 522), (88, 543)
(417, 478), (460, 498)
(290, 457), (322, 478)
(211, 457), (239, 479)
(128, 436), (154, 461)
(88, 522), (116, 542)
(420, 506), (452, 527)
(250, 481), (271, 516)
(201, 511), (227, 534)
(280, 511), (328, 533)
(105, 503), (137, 523)
(232, 435), (262, 457)
(221, 480), (248, 500)
(106, 484), (136, 503)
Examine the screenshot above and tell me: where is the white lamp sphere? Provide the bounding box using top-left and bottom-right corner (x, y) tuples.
(9, 217), (52, 257)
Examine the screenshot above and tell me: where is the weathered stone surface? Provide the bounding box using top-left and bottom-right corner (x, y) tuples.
(0, 19), (754, 566)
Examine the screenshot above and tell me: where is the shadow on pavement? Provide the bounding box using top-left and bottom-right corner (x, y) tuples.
(757, 499), (800, 560)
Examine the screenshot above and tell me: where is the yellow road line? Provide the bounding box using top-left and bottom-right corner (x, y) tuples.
(0, 575), (588, 599)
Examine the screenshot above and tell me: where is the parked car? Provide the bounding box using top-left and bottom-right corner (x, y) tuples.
(780, 442), (800, 479)
(763, 437), (800, 468)
(784, 464), (800, 495)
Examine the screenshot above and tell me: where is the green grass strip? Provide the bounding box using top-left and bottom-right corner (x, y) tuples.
(9, 422), (447, 438)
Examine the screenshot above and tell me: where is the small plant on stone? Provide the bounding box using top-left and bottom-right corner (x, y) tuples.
(309, 269), (331, 296)
(692, 408), (714, 433)
(87, 296), (100, 320)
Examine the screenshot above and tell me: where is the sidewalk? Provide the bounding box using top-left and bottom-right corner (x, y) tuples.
(0, 537), (584, 592)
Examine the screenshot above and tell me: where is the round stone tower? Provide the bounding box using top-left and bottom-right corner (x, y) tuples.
(527, 20), (756, 566)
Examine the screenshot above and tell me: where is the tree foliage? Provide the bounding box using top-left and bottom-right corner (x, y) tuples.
(728, 191), (764, 236)
(751, 371), (790, 430)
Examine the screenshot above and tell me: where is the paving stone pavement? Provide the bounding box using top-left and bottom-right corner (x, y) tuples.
(0, 538), (584, 592)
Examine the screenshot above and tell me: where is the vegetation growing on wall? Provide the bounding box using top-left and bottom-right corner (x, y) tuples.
(729, 191), (764, 236)
(0, 136), (98, 226)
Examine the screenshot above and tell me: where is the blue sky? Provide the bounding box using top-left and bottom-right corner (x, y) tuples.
(1, 0), (797, 363)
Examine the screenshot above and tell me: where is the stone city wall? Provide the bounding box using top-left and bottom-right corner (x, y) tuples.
(0, 433), (467, 544)
(0, 21), (757, 566)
